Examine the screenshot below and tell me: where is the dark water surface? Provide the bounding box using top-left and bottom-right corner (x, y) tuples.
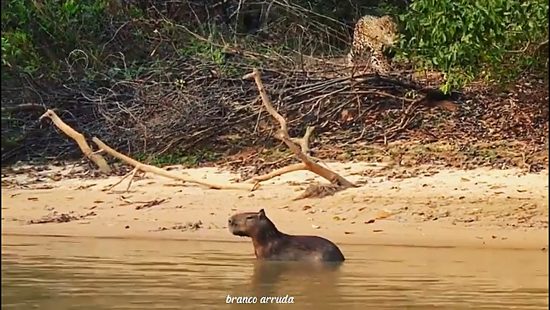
(1, 235), (548, 309)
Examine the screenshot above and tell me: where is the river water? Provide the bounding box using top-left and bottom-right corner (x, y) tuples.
(1, 235), (548, 309)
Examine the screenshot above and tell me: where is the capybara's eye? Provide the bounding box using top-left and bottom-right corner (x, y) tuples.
(246, 216), (255, 220)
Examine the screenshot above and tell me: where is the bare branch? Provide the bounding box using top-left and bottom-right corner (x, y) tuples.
(243, 68), (357, 198)
(248, 163), (307, 183)
(39, 109), (112, 174)
(92, 137), (255, 191)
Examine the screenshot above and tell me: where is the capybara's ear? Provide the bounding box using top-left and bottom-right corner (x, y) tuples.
(258, 209), (266, 218)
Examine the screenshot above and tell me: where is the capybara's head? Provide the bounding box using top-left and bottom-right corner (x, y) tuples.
(228, 209), (276, 238)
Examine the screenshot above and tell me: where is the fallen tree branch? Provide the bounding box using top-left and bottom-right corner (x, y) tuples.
(248, 163), (306, 183)
(243, 68), (357, 199)
(92, 137), (255, 191)
(290, 125), (315, 154)
(39, 109), (112, 174)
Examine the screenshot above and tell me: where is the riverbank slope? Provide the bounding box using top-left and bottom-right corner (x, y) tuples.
(2, 162), (548, 251)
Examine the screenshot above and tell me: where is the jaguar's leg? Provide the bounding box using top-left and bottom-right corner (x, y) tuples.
(370, 49), (391, 74)
(346, 50), (355, 67)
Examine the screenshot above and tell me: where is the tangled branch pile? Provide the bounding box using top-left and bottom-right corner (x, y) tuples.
(3, 53), (548, 171)
(1, 56), (436, 159)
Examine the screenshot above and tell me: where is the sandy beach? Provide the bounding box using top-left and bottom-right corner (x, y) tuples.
(2, 162), (548, 250)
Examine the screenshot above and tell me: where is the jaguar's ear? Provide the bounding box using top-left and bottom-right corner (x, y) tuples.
(258, 209), (266, 219)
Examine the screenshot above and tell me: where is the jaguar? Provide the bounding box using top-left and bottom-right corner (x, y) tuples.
(347, 15), (398, 74)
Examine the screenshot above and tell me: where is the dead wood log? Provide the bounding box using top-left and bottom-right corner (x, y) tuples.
(92, 137), (256, 191)
(39, 109), (112, 174)
(243, 68), (357, 199)
(249, 163), (306, 183)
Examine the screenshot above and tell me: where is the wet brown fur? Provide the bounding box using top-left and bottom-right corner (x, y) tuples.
(228, 209), (345, 262)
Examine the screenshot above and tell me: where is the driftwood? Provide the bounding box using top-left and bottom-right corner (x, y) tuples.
(40, 109), (255, 192)
(92, 137), (256, 191)
(243, 68), (357, 199)
(39, 109), (112, 174)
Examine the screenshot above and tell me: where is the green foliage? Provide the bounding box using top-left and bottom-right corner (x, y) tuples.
(178, 38), (226, 66)
(397, 0), (549, 92)
(177, 37), (248, 77)
(1, 0), (108, 76)
(1, 31), (40, 73)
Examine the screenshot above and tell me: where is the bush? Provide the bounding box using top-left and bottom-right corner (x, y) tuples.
(1, 0), (108, 77)
(397, 0), (549, 92)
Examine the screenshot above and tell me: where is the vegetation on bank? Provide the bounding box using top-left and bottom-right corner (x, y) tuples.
(3, 1), (546, 86)
(397, 0), (548, 92)
(1, 0), (548, 166)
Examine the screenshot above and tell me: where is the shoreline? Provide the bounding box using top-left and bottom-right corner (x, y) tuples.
(2, 162), (548, 251)
(2, 226), (548, 251)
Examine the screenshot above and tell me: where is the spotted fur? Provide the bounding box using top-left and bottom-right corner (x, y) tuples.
(347, 15), (398, 74)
